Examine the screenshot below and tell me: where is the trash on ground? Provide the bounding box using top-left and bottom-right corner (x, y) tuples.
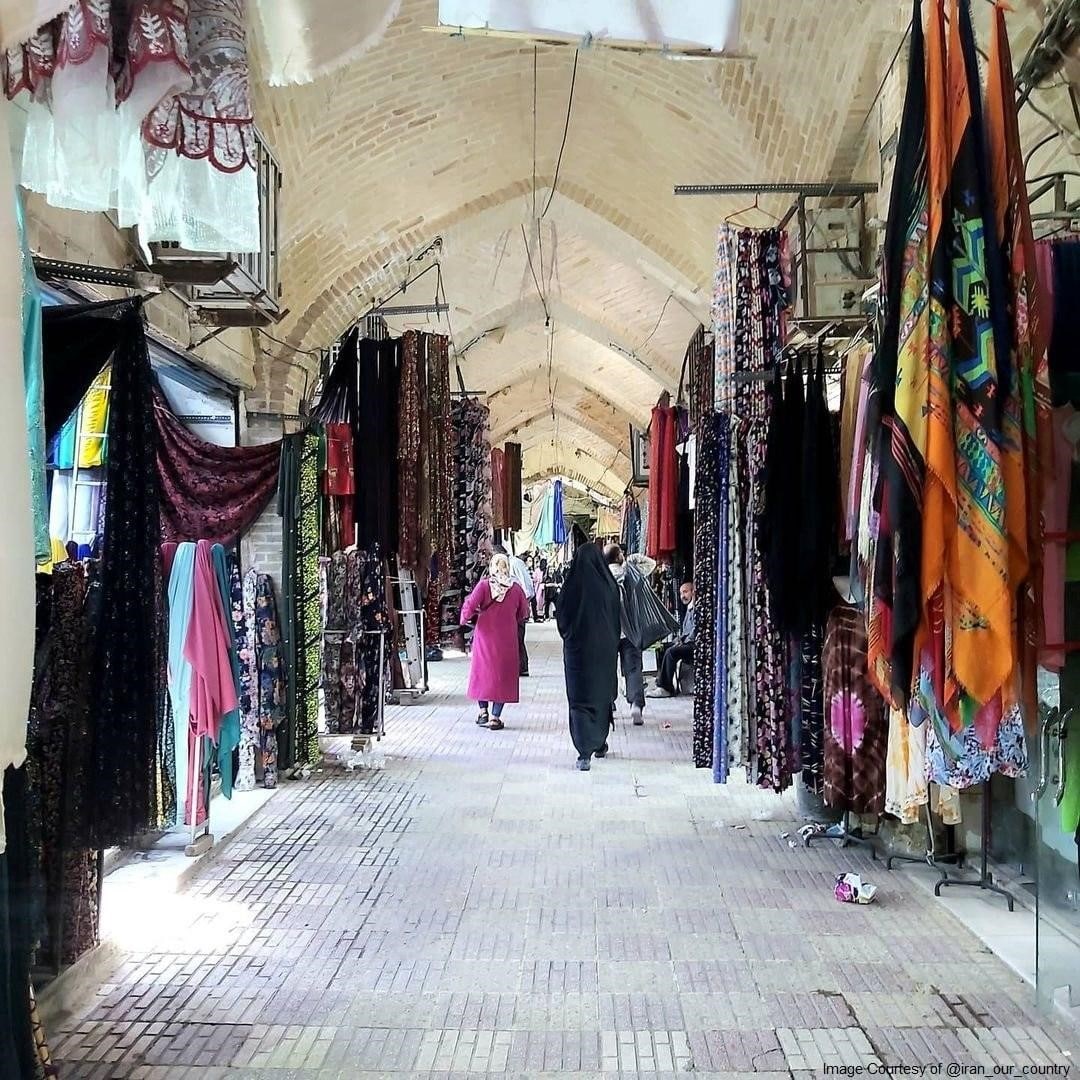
(834, 872), (878, 905)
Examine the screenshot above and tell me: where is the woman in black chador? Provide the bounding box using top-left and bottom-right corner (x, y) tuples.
(556, 542), (621, 771)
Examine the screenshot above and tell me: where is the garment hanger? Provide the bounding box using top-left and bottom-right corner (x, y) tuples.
(724, 193), (782, 227)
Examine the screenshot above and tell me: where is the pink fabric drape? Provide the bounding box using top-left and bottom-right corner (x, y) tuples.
(182, 539), (238, 824)
(184, 539), (239, 742)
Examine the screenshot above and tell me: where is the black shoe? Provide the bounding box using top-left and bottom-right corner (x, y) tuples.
(594, 743), (609, 759)
(476, 712), (490, 726)
(576, 757), (591, 771)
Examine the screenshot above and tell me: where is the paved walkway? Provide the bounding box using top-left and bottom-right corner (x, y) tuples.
(53, 624), (1079, 1078)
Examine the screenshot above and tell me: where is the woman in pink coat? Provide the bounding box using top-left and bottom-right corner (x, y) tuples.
(461, 553), (529, 730)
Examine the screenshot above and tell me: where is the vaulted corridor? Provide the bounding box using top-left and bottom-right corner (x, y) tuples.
(50, 627), (1079, 1079)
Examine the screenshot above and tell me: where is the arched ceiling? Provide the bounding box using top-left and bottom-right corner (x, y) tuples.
(254, 0), (1080, 490)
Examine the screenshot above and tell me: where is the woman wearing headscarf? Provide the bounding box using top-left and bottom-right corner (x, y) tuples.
(460, 553), (529, 730)
(557, 541), (621, 770)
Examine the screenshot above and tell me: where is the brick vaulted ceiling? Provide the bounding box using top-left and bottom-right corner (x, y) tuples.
(253, 0), (1071, 495)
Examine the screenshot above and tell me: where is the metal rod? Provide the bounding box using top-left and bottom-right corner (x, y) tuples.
(674, 182), (878, 197)
(33, 256), (163, 293)
(422, 23), (755, 59)
(372, 302), (449, 317)
(247, 410), (306, 421)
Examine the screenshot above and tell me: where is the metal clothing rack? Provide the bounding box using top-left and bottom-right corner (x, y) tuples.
(934, 785), (1016, 911)
(885, 803), (965, 873)
(391, 571), (428, 696)
(802, 809), (879, 858)
(185, 737), (213, 857)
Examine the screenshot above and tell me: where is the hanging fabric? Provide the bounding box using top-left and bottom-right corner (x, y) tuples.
(424, 336), (454, 647)
(322, 547), (390, 736)
(490, 446), (508, 532)
(42, 300), (165, 848)
(646, 399), (677, 560)
(27, 564), (101, 967)
(0, 105), (35, 856)
(397, 329), (423, 569)
(210, 544), (241, 798)
(16, 192), (47, 566)
(8, 0), (260, 253)
(504, 441), (523, 532)
(155, 388), (281, 546)
(279, 427), (323, 768)
(451, 396), (493, 589)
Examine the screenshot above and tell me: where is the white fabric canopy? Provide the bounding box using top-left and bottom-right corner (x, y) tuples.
(437, 0), (741, 51)
(0, 0), (68, 48)
(0, 98), (38, 853)
(253, 0), (402, 86)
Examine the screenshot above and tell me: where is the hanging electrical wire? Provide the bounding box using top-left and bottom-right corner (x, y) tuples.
(638, 293), (674, 353)
(521, 222), (550, 322)
(540, 49), (580, 219)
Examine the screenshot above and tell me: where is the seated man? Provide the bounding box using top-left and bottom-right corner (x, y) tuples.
(647, 581), (695, 699)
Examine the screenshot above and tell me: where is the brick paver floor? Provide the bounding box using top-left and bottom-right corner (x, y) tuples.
(52, 624), (1079, 1078)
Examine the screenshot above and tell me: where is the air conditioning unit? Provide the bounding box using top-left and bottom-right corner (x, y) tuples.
(149, 129), (282, 327)
(791, 205), (874, 321)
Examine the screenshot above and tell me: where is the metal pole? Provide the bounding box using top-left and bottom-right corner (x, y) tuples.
(674, 182), (878, 197)
(377, 630), (386, 740)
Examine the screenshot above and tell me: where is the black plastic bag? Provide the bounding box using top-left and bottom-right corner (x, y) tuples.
(622, 563), (679, 650)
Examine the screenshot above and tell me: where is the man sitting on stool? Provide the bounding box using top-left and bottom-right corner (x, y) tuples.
(647, 581), (695, 698)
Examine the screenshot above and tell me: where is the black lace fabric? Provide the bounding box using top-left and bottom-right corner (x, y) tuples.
(43, 300), (164, 847)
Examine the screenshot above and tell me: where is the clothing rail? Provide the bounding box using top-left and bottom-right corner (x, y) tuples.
(934, 785), (1016, 911)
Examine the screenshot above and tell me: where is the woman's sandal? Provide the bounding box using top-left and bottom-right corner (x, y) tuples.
(487, 718), (505, 731)
(476, 712), (490, 726)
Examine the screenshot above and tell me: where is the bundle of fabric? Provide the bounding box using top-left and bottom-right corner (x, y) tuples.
(860, 0), (1041, 812)
(322, 547), (390, 736)
(235, 569), (285, 788)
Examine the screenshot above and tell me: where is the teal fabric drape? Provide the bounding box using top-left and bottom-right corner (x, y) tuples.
(16, 193), (48, 565)
(211, 544), (241, 798)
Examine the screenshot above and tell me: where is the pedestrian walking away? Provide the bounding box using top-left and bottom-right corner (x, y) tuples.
(494, 544), (535, 677)
(557, 542), (620, 770)
(461, 553), (529, 730)
(605, 543), (656, 726)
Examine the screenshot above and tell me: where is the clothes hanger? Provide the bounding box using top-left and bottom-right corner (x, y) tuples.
(724, 193), (782, 227)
